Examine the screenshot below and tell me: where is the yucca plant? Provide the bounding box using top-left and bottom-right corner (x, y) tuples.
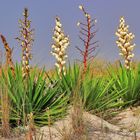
(1, 64), (68, 127)
(108, 17), (140, 105)
(56, 63), (126, 113)
(107, 62), (140, 105)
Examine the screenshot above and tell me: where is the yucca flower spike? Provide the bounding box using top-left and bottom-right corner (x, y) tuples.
(51, 17), (69, 78)
(77, 5), (98, 74)
(116, 16), (135, 70)
(16, 8), (34, 79)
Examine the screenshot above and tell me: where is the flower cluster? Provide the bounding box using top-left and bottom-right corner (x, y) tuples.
(51, 17), (69, 77)
(116, 17), (135, 70)
(16, 8), (34, 78)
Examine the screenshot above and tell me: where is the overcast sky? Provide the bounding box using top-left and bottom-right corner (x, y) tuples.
(0, 0), (139, 69)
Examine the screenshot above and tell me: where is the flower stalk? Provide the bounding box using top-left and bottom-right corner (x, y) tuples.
(77, 5), (98, 74)
(16, 8), (34, 79)
(51, 17), (69, 78)
(116, 17), (135, 70)
(0, 34), (15, 76)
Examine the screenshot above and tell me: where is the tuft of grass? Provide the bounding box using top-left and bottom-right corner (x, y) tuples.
(25, 112), (36, 140)
(60, 71), (88, 140)
(0, 85), (11, 138)
(70, 84), (88, 140)
(0, 34), (15, 138)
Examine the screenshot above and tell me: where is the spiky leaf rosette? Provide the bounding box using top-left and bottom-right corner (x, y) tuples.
(51, 17), (69, 78)
(57, 63), (126, 113)
(16, 8), (34, 78)
(116, 17), (135, 70)
(108, 62), (140, 105)
(0, 64), (68, 126)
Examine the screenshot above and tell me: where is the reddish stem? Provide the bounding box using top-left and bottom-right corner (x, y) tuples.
(83, 16), (91, 73)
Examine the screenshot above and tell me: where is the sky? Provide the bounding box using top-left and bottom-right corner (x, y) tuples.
(0, 0), (140, 69)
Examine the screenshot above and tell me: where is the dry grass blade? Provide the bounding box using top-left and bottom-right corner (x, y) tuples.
(0, 87), (11, 138)
(60, 72), (88, 140)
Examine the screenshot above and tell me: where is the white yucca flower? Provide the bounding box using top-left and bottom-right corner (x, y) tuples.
(116, 16), (135, 70)
(79, 5), (83, 10)
(51, 17), (69, 78)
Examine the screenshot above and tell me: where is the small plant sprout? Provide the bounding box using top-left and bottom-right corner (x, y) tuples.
(16, 8), (34, 79)
(51, 17), (69, 78)
(116, 16), (135, 70)
(0, 34), (15, 76)
(77, 5), (98, 74)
